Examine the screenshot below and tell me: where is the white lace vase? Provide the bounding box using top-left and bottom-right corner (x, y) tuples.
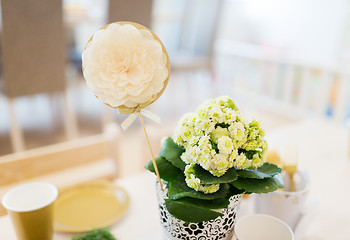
(156, 181), (243, 240)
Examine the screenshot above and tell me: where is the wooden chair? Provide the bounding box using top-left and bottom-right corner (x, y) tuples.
(108, 0), (153, 28)
(1, 0), (78, 153)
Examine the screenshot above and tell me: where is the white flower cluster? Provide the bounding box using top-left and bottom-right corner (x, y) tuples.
(173, 96), (268, 193)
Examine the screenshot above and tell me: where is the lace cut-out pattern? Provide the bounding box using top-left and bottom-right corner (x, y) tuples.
(156, 181), (243, 240)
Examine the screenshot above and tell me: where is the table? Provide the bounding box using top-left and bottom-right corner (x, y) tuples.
(0, 118), (349, 240)
(265, 119), (350, 240)
(0, 172), (161, 240)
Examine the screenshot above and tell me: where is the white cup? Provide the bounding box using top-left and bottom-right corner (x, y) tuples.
(254, 170), (310, 230)
(234, 214), (294, 240)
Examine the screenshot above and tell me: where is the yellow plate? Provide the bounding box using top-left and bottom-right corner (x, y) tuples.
(54, 180), (130, 232)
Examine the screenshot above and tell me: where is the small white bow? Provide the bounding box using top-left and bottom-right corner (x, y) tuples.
(121, 108), (160, 130)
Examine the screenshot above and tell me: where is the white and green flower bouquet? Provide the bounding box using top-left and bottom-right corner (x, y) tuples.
(146, 96), (283, 223)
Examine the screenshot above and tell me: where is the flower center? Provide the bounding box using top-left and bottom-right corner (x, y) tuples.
(120, 65), (130, 73)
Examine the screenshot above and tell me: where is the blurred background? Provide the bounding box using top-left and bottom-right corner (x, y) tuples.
(0, 0), (350, 176)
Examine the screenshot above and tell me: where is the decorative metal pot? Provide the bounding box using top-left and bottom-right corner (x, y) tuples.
(156, 181), (243, 240)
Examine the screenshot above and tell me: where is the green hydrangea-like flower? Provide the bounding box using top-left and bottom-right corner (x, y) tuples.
(217, 136), (234, 155)
(184, 164), (220, 194)
(211, 126), (230, 144)
(173, 96), (268, 193)
(209, 153), (230, 176)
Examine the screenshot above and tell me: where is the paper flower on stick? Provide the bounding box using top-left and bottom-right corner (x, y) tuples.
(82, 22), (170, 190)
(82, 22), (170, 128)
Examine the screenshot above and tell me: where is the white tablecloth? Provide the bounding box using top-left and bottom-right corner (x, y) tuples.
(0, 118), (349, 240)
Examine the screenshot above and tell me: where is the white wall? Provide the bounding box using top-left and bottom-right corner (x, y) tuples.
(218, 0), (350, 67)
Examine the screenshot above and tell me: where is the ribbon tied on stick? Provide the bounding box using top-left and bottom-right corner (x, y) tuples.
(121, 107), (161, 130)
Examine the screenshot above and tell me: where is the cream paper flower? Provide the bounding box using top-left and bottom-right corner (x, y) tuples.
(82, 22), (169, 109)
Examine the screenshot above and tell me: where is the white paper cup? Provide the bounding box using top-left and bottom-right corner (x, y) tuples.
(234, 214), (294, 240)
(2, 182), (58, 240)
(254, 170), (310, 229)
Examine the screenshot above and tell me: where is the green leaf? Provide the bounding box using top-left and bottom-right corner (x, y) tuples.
(168, 175), (230, 200)
(145, 156), (182, 182)
(257, 162), (282, 175)
(192, 164), (238, 184)
(72, 228), (116, 240)
(159, 137), (186, 170)
(177, 196), (230, 209)
(237, 162), (281, 179)
(231, 174), (284, 193)
(165, 199), (223, 223)
(244, 150), (259, 160)
(228, 184), (245, 196)
(273, 173), (284, 188)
